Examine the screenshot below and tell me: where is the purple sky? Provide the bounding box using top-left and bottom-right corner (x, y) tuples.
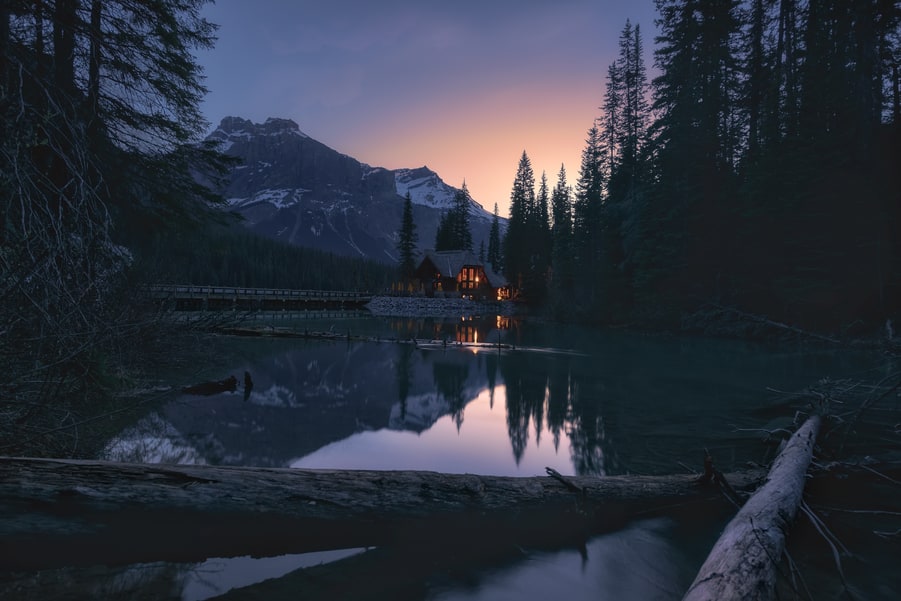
(197, 0), (659, 217)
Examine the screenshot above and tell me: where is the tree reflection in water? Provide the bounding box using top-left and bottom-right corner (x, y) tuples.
(103, 322), (625, 476)
(105, 315), (875, 477)
(49, 317), (898, 601)
(499, 350), (616, 475)
(394, 342), (414, 422)
(432, 356), (470, 431)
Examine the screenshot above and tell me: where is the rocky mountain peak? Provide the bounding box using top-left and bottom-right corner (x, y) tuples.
(205, 117), (504, 263)
(209, 116), (308, 152)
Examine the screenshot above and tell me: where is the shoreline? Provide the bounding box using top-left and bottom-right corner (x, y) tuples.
(365, 295), (520, 318)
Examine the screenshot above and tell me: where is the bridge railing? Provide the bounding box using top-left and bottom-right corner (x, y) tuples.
(148, 285), (371, 302)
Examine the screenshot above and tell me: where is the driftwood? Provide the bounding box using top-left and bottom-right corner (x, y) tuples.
(683, 414), (822, 601)
(181, 374), (238, 396)
(0, 457), (764, 571)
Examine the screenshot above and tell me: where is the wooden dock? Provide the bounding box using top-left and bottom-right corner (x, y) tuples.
(149, 285), (372, 311)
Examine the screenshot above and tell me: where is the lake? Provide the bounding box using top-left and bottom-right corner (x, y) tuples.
(9, 313), (899, 600)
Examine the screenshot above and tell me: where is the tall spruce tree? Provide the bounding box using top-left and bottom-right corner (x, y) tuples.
(397, 191), (418, 279)
(616, 20), (650, 196)
(487, 202), (502, 272)
(602, 61), (622, 181)
(630, 0), (742, 320)
(434, 182), (473, 251)
(527, 171), (552, 301)
(503, 151), (536, 293)
(454, 181), (474, 252)
(592, 19), (651, 320)
(549, 164), (574, 310)
(572, 124), (604, 267)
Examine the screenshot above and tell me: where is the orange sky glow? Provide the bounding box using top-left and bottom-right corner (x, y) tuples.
(198, 1), (658, 220)
(339, 80), (603, 217)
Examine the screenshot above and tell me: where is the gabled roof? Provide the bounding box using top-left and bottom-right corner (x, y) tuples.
(417, 250), (508, 288)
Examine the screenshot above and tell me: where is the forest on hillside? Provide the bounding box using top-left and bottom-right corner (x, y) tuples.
(140, 223), (396, 292)
(500, 0), (900, 335)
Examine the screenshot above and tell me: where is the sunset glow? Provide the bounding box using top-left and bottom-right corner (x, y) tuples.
(197, 1), (657, 218)
(291, 386), (573, 477)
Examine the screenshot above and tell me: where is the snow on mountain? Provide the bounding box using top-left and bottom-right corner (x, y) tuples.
(205, 117), (504, 263)
(395, 167), (457, 210)
(394, 167), (493, 223)
(227, 188), (309, 211)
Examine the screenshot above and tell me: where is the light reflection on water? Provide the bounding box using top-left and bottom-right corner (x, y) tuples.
(88, 316), (896, 601)
(104, 317), (888, 477)
(291, 386), (575, 477)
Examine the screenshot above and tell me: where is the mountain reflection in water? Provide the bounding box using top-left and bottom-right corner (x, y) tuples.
(84, 317), (899, 601)
(103, 316), (886, 477)
(105, 336), (596, 475)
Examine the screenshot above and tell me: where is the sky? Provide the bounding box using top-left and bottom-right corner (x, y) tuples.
(196, 0), (659, 218)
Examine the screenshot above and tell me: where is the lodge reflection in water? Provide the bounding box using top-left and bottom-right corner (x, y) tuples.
(105, 323), (617, 476)
(386, 314), (512, 345)
(384, 315), (614, 474)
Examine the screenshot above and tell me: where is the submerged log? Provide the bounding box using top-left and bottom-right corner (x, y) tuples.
(0, 457), (764, 571)
(682, 415), (822, 601)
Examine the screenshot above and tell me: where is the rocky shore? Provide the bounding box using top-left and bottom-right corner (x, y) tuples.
(365, 295), (519, 318)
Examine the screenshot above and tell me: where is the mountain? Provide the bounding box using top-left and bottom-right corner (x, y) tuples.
(206, 117), (503, 263)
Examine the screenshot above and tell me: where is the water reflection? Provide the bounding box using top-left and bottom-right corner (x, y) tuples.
(104, 317), (892, 478)
(75, 319), (901, 601)
(105, 336), (617, 475)
(433, 519), (693, 601)
(0, 549), (366, 601)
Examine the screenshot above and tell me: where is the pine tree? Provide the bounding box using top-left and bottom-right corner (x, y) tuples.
(549, 164), (574, 308)
(435, 211), (453, 251)
(503, 151), (535, 292)
(487, 203), (502, 272)
(572, 124), (604, 267)
(434, 182), (473, 252)
(631, 0), (742, 320)
(397, 192), (418, 279)
(601, 60), (622, 182)
(526, 171), (552, 301)
(744, 0), (769, 160)
(454, 181), (474, 252)
(620, 21), (650, 189)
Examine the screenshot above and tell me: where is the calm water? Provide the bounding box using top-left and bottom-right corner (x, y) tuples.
(11, 315), (898, 600)
(105, 315), (891, 479)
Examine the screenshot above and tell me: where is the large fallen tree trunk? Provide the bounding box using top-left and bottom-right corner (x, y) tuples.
(683, 414), (822, 601)
(0, 457), (763, 571)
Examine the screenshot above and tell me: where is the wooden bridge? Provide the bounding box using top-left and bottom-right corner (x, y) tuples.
(149, 285), (372, 311)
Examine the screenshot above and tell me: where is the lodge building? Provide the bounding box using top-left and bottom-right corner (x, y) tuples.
(412, 250), (510, 301)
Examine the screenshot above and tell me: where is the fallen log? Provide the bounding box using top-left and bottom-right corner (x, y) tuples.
(0, 457), (764, 571)
(682, 414), (821, 601)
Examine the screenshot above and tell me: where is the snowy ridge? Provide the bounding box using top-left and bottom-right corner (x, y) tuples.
(395, 167), (494, 223)
(227, 188), (309, 210)
(204, 115), (506, 264)
(362, 165), (387, 179)
(394, 168), (457, 210)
